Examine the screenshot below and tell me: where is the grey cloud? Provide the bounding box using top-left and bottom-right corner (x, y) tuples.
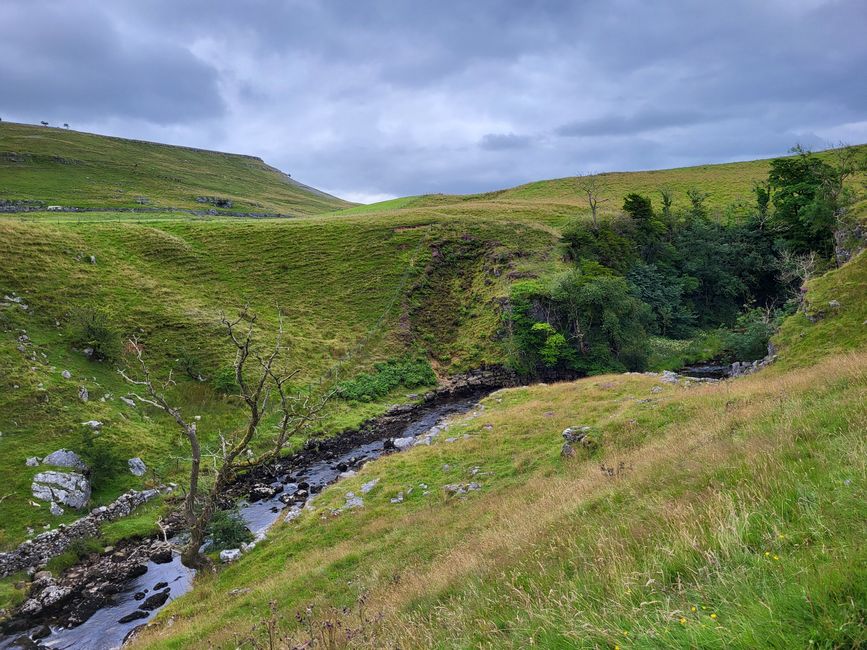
(479, 133), (535, 150)
(0, 1), (223, 125)
(555, 110), (711, 138)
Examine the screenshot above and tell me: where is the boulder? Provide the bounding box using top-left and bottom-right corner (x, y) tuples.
(392, 436), (414, 450)
(78, 386), (89, 402)
(561, 442), (576, 458)
(119, 610), (149, 624)
(42, 449), (87, 471)
(562, 426), (591, 443)
(25, 457), (40, 467)
(127, 457), (147, 477)
(360, 478), (379, 494)
(49, 502), (64, 517)
(31, 471), (90, 509)
(120, 396), (136, 408)
(81, 420), (102, 431)
(61, 370), (71, 380)
(220, 549), (241, 563)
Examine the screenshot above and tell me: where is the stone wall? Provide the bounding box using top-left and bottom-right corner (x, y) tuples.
(0, 489), (165, 577)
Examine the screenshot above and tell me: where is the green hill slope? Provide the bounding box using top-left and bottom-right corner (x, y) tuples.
(0, 122), (352, 215)
(1, 140), (865, 643)
(132, 251), (867, 650)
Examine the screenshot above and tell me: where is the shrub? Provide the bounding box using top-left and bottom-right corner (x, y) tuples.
(68, 306), (122, 361)
(208, 509), (253, 551)
(212, 365), (240, 395)
(337, 358), (436, 402)
(80, 427), (122, 492)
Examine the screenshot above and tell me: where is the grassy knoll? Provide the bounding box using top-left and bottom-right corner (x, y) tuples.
(133, 252), (867, 649)
(0, 122), (352, 214)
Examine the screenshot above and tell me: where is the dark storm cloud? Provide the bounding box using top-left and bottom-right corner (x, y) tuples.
(0, 1), (222, 124)
(1, 0), (865, 201)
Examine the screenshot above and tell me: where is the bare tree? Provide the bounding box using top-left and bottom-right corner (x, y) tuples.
(120, 307), (332, 568)
(577, 173), (609, 231)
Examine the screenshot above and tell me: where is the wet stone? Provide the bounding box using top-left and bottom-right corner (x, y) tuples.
(119, 610), (149, 624)
(139, 589), (170, 611)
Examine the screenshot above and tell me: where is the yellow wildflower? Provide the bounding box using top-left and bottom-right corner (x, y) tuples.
(764, 551), (770, 557)
(690, 606), (697, 612)
(680, 617), (687, 625)
(773, 555), (779, 561)
(710, 613), (718, 620)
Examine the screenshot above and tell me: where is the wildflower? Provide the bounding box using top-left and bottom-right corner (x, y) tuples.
(680, 617), (687, 625)
(615, 645), (620, 650)
(701, 605), (707, 610)
(690, 606), (697, 612)
(764, 551), (770, 557)
(710, 613), (718, 620)
(773, 555), (779, 561)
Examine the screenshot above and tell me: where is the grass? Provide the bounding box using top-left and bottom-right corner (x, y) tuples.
(2, 128), (865, 642)
(130, 277), (867, 647)
(0, 122), (352, 214)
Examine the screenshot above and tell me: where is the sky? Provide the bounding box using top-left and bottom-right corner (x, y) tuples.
(1, 0), (866, 203)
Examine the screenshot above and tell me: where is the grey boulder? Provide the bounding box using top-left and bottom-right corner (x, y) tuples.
(220, 549), (242, 563)
(128, 457), (147, 477)
(42, 449), (88, 471)
(32, 471), (91, 509)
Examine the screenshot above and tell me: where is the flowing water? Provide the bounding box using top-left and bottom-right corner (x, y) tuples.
(2, 395), (482, 650)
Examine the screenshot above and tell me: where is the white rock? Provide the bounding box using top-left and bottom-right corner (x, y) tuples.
(78, 386), (89, 402)
(120, 396), (136, 407)
(42, 449), (88, 471)
(392, 436), (414, 450)
(49, 502), (64, 516)
(31, 471), (91, 508)
(343, 492), (364, 509)
(26, 456), (40, 467)
(360, 478), (379, 494)
(220, 549), (242, 563)
(61, 370), (72, 379)
(128, 457), (147, 476)
(81, 420), (102, 430)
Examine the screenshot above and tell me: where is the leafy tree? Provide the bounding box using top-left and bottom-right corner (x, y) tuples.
(768, 146), (837, 256)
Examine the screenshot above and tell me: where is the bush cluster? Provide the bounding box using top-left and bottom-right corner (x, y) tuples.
(337, 358), (436, 402)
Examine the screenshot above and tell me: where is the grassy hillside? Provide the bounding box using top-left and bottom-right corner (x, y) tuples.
(1, 140), (865, 639)
(0, 122), (352, 214)
(0, 212), (559, 555)
(133, 252), (867, 649)
(335, 145), (867, 229)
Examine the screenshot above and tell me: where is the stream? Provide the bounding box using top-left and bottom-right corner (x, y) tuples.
(1, 394), (484, 650)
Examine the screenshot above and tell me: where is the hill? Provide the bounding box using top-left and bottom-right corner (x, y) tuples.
(132, 249), (867, 649)
(1, 140), (865, 647)
(0, 122), (352, 215)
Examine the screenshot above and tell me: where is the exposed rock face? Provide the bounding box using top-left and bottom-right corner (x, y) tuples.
(0, 489), (163, 576)
(31, 471), (90, 509)
(41, 449), (87, 471)
(127, 457), (147, 477)
(220, 549), (241, 563)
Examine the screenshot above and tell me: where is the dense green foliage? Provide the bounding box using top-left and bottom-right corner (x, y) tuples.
(512, 146), (864, 376)
(336, 358), (437, 402)
(207, 509), (253, 551)
(67, 305), (122, 361)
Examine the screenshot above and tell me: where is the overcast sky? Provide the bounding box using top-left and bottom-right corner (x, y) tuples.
(2, 0), (865, 202)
